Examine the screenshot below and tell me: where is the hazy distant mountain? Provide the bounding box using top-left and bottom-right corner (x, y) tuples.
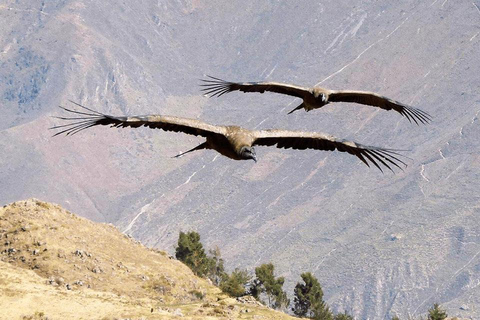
(1, 1), (479, 319)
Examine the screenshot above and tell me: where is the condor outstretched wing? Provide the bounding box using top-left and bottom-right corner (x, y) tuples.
(328, 90), (431, 125)
(252, 129), (407, 173)
(200, 75), (310, 99)
(50, 101), (227, 138)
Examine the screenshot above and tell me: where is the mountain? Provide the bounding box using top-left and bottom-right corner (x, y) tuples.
(0, 199), (295, 319)
(1, 1), (479, 319)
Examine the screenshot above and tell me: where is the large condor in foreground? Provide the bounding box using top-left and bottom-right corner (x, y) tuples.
(51, 101), (407, 172)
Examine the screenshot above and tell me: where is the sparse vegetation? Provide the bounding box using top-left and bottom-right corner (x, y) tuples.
(172, 231), (403, 320)
(220, 268), (251, 297)
(174, 232), (290, 309)
(428, 303), (447, 320)
(175, 231), (211, 277)
(141, 277), (171, 296)
(251, 263), (289, 310)
(22, 311), (47, 320)
(292, 272), (332, 319)
(189, 289), (205, 300)
(208, 246), (226, 285)
(333, 311), (354, 320)
(174, 231), (227, 286)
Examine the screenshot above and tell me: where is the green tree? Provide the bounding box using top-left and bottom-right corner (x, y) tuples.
(175, 231), (228, 285)
(428, 303), (447, 320)
(175, 231), (210, 277)
(391, 316), (400, 320)
(252, 263), (289, 309)
(220, 268), (251, 297)
(333, 311), (353, 320)
(292, 272), (332, 319)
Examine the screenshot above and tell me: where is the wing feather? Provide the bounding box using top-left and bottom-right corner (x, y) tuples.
(328, 90), (432, 124)
(50, 102), (226, 138)
(200, 75), (310, 99)
(252, 129), (407, 172)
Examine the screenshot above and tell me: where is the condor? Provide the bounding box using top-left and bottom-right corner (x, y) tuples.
(51, 101), (407, 172)
(201, 76), (431, 124)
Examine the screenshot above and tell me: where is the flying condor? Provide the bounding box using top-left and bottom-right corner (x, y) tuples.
(200, 76), (431, 124)
(51, 101), (407, 172)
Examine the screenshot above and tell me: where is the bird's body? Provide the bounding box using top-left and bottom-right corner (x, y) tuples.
(201, 76), (432, 124)
(51, 101), (407, 172)
(200, 126), (255, 160)
(303, 87), (329, 111)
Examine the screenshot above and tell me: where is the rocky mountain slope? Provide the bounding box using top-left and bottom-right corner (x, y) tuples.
(1, 1), (479, 319)
(0, 199), (294, 319)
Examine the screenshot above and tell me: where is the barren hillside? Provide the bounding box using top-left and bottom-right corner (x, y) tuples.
(0, 199), (294, 319)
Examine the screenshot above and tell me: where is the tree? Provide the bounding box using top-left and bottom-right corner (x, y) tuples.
(207, 246), (226, 285)
(220, 268), (251, 297)
(252, 263), (289, 309)
(292, 272), (332, 319)
(175, 231), (210, 277)
(428, 303), (447, 320)
(175, 231), (229, 286)
(391, 316), (400, 320)
(333, 312), (353, 320)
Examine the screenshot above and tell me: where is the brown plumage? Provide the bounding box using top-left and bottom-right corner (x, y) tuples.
(50, 101), (407, 172)
(200, 76), (432, 124)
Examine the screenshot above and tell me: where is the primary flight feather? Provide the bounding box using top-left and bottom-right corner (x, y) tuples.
(51, 101), (407, 172)
(200, 76), (432, 125)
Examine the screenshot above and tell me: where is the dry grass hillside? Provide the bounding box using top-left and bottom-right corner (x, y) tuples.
(0, 199), (295, 320)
